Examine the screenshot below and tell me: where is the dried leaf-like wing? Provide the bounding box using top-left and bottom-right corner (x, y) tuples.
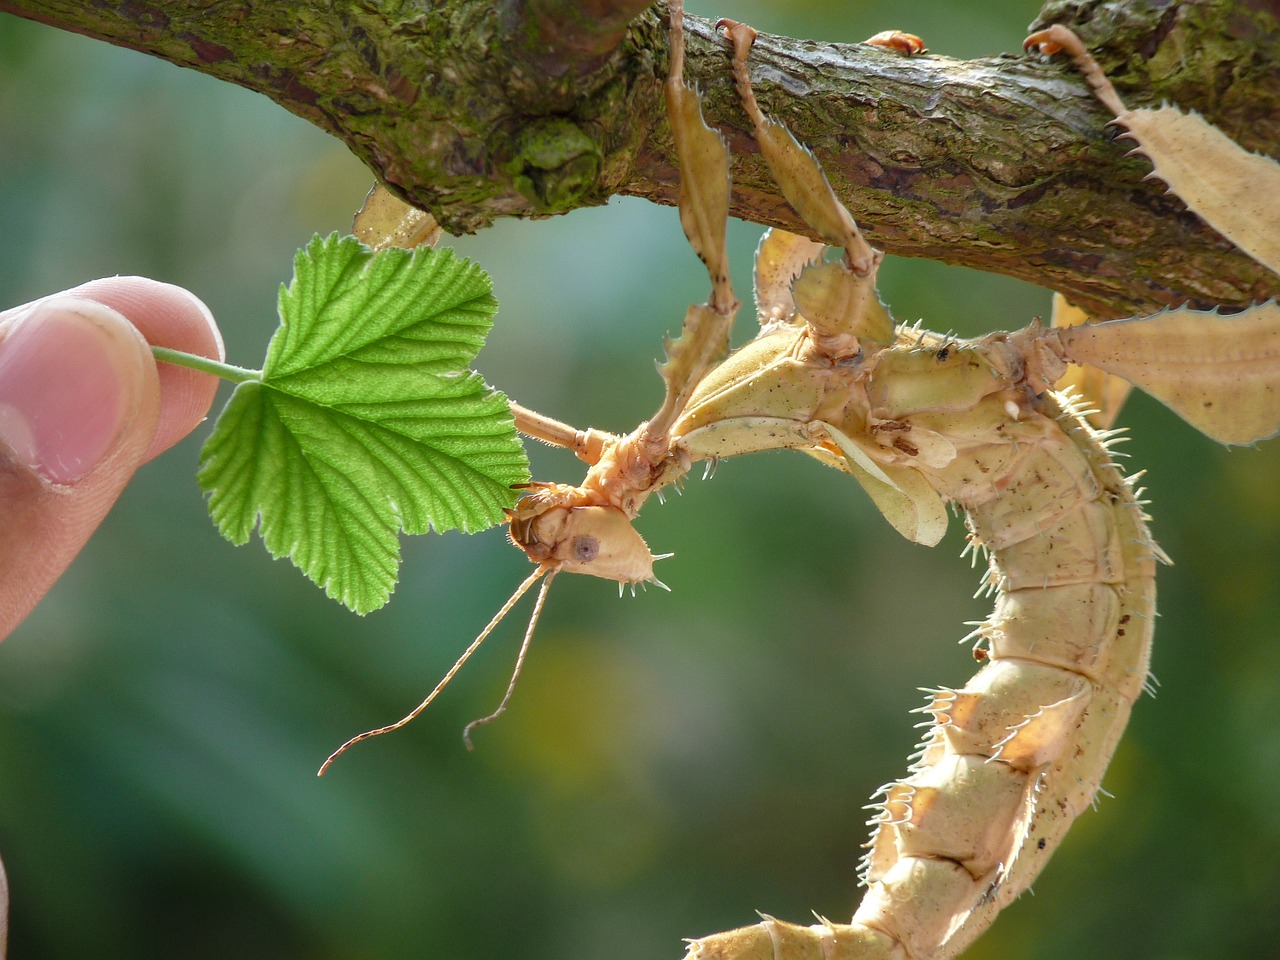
(818, 422), (949, 546)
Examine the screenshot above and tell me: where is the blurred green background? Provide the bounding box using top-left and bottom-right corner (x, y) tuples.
(2, 2), (1278, 958)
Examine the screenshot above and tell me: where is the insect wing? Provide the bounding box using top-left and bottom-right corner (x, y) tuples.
(817, 422), (949, 546)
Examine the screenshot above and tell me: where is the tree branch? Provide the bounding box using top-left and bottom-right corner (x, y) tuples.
(2, 0), (1277, 317)
(506, 0), (656, 75)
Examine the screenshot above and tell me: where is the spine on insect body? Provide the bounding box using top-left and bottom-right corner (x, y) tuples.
(682, 338), (1158, 960)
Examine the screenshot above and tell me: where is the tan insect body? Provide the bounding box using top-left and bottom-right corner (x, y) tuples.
(674, 306), (1156, 959)
(335, 14), (1280, 960)
(682, 26), (1279, 958)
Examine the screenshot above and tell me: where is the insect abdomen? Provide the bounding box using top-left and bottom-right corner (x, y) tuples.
(687, 396), (1157, 960)
(869, 402), (1155, 958)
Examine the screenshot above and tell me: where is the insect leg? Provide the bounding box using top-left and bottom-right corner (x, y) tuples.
(508, 400), (614, 464)
(1047, 293), (1133, 430)
(863, 31), (926, 56)
(645, 0), (739, 447)
(717, 20), (875, 278)
(1045, 300), (1280, 445)
(1026, 25), (1280, 275)
(716, 21), (892, 357)
(738, 28), (923, 331)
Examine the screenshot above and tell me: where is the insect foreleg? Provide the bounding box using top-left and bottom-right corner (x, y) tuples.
(716, 21), (893, 359)
(644, 0), (740, 453)
(717, 20), (875, 279)
(508, 401), (615, 464)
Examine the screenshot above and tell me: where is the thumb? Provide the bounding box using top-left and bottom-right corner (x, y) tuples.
(0, 296), (162, 636)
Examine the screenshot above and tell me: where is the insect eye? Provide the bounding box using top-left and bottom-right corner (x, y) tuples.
(571, 536), (600, 564)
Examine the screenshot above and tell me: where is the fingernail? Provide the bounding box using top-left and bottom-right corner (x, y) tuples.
(0, 298), (145, 484)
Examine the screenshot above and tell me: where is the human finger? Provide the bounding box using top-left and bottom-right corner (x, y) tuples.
(55, 277), (223, 462)
(0, 283), (219, 638)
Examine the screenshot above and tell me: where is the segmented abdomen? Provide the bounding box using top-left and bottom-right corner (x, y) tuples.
(688, 392), (1157, 960)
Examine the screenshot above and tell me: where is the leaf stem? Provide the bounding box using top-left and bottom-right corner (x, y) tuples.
(151, 345), (261, 383)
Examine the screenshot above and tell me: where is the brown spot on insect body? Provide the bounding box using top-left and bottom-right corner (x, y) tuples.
(872, 419), (912, 434)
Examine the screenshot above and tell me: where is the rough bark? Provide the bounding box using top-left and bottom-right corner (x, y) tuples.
(2, 0), (1277, 317)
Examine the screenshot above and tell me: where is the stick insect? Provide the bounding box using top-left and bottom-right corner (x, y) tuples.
(330, 10), (1280, 959)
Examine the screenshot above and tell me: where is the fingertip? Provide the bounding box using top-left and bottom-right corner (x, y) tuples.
(0, 297), (161, 638)
(66, 277), (225, 461)
(0, 297), (157, 485)
(68, 276), (223, 359)
(0, 277), (224, 638)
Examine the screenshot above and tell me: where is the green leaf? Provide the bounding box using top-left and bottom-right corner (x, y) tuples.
(197, 233), (530, 614)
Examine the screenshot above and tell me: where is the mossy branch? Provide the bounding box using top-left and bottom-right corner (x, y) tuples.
(1, 0), (1277, 316)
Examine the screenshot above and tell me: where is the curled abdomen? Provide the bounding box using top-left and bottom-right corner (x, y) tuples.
(688, 396), (1157, 960)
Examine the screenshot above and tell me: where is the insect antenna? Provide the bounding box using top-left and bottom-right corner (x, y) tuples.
(317, 563), (556, 775)
(462, 568), (558, 750)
